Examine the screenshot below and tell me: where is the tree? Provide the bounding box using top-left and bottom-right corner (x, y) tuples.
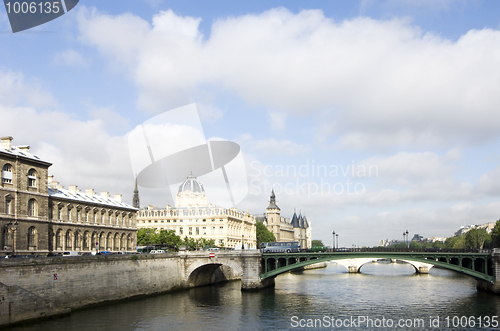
(491, 220), (500, 248)
(312, 240), (324, 247)
(157, 230), (183, 250)
(137, 228), (158, 245)
(256, 221), (276, 248)
(465, 228), (489, 250)
(445, 234), (466, 249)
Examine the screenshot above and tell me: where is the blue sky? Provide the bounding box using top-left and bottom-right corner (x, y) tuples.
(1, 0), (500, 247)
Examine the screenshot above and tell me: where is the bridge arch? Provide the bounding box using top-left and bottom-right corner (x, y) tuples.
(185, 260), (243, 287)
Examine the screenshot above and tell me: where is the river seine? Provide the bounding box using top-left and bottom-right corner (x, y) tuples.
(9, 262), (500, 331)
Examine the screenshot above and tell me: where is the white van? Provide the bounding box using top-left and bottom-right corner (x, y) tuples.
(62, 251), (80, 257)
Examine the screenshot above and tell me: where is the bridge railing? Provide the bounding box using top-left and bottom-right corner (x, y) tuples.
(300, 247), (492, 254)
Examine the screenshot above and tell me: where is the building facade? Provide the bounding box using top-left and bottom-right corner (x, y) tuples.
(137, 175), (257, 249)
(1, 136), (137, 256)
(256, 190), (312, 249)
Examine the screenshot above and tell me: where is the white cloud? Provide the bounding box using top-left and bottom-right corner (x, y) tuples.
(76, 7), (500, 148)
(268, 112), (287, 133)
(242, 137), (310, 157)
(0, 70), (56, 108)
(477, 165), (500, 196)
(53, 49), (89, 67)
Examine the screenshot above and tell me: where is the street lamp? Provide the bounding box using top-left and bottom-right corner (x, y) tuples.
(241, 235), (245, 250)
(332, 231), (336, 251)
(7, 221), (19, 255)
(94, 227), (100, 254)
(405, 230), (409, 248)
(336, 233), (339, 250)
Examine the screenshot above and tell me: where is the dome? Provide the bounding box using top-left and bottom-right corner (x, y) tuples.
(178, 174), (205, 194)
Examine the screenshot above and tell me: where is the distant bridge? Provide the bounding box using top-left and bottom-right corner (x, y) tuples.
(260, 249), (495, 282)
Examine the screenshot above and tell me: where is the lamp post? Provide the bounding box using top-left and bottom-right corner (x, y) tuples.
(241, 235), (245, 250)
(94, 227), (100, 254)
(405, 230), (409, 248)
(7, 221), (19, 255)
(332, 231), (336, 252)
(336, 234), (339, 250)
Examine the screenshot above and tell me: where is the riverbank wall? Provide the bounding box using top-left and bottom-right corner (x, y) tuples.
(0, 251), (250, 327)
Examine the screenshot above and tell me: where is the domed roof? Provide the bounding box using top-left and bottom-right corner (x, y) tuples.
(178, 174), (205, 194)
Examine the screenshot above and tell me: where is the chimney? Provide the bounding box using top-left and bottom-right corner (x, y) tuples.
(114, 194), (122, 203)
(48, 175), (54, 184)
(0, 136), (13, 150)
(18, 145), (30, 151)
(49, 181), (59, 189)
(148, 205), (154, 210)
(100, 191), (109, 200)
(85, 189), (95, 198)
(69, 185), (78, 195)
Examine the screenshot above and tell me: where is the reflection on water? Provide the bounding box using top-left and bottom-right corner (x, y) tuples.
(9, 262), (500, 331)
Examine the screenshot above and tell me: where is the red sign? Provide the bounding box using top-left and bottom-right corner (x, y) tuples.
(209, 252), (215, 258)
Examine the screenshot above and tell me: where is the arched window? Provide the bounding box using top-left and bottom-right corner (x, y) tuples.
(56, 229), (63, 249)
(2, 164), (13, 184)
(66, 230), (73, 249)
(27, 169), (37, 187)
(27, 199), (38, 217)
(28, 226), (37, 248)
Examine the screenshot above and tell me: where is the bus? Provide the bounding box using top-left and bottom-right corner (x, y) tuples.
(261, 241), (300, 253)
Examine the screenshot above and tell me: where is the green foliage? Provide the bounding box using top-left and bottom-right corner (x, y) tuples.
(137, 228), (183, 250)
(256, 221), (276, 248)
(445, 235), (466, 249)
(137, 228), (157, 245)
(390, 243), (407, 249)
(491, 220), (500, 248)
(465, 228), (490, 250)
(312, 239), (324, 247)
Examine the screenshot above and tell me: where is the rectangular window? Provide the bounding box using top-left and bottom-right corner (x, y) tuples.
(5, 199), (12, 214)
(76, 210), (79, 222)
(196, 227), (200, 235)
(189, 227), (192, 235)
(2, 170), (12, 184)
(219, 226), (224, 235)
(202, 227), (206, 235)
(180, 227), (183, 235)
(211, 227), (215, 235)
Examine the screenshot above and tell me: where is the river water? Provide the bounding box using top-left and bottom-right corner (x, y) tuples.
(9, 262), (500, 331)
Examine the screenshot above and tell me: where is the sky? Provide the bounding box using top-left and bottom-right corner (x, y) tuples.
(1, 0), (500, 247)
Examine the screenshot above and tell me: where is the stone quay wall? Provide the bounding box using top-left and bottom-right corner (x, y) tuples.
(0, 251), (267, 327)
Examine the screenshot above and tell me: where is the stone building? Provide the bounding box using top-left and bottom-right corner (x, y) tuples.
(256, 190), (312, 249)
(137, 175), (257, 249)
(0, 136), (137, 256)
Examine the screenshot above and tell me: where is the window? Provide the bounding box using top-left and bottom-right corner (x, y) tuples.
(211, 227), (215, 235)
(28, 227), (37, 247)
(219, 226), (224, 235)
(196, 227), (199, 235)
(202, 227), (206, 235)
(76, 209), (79, 222)
(180, 227), (183, 235)
(189, 227), (192, 235)
(2, 164), (12, 184)
(27, 169), (37, 187)
(27, 199), (38, 217)
(57, 206), (62, 220)
(5, 197), (12, 214)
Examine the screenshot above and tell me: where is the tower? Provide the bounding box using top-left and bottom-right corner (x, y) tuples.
(266, 189), (281, 241)
(133, 176), (140, 209)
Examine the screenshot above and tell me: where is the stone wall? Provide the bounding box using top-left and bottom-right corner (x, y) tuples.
(0, 250), (269, 326)
(0, 254), (184, 326)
